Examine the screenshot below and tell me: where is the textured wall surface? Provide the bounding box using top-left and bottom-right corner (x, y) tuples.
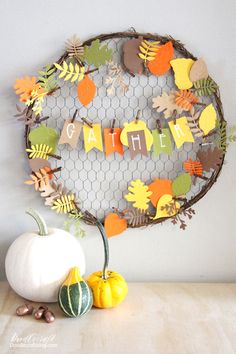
(0, 0), (236, 281)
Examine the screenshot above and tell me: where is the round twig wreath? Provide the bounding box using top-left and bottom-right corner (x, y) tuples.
(14, 31), (227, 236)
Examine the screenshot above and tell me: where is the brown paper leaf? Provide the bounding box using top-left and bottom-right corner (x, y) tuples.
(152, 91), (184, 119)
(123, 208), (149, 227)
(189, 58), (208, 82)
(123, 36), (144, 75)
(28, 158), (51, 172)
(197, 147), (223, 172)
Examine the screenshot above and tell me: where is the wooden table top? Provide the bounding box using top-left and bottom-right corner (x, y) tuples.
(1, 281), (236, 354)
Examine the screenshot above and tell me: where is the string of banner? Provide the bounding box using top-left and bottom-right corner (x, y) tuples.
(58, 109), (198, 159)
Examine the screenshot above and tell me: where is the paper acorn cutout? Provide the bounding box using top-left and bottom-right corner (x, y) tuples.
(14, 31), (228, 235)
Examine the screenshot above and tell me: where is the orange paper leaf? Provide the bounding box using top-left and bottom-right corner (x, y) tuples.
(14, 76), (44, 102)
(148, 179), (173, 207)
(148, 41), (174, 76)
(104, 213), (127, 237)
(77, 75), (96, 106)
(183, 159), (203, 176)
(175, 90), (198, 111)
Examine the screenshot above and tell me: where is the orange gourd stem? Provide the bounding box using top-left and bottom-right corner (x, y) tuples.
(96, 220), (109, 280)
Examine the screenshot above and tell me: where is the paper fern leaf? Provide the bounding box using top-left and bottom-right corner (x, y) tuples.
(186, 110), (204, 138)
(183, 159), (203, 176)
(54, 61), (85, 83)
(65, 35), (84, 61)
(51, 194), (75, 214)
(175, 90), (199, 110)
(123, 208), (149, 227)
(138, 40), (160, 63)
(125, 179), (152, 211)
(26, 144), (52, 160)
(24, 168), (50, 191)
(193, 77), (218, 97)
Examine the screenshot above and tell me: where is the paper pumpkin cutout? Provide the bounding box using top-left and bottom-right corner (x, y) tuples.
(148, 41), (174, 76)
(153, 194), (180, 220)
(152, 128), (173, 156)
(77, 75), (96, 106)
(170, 58), (195, 89)
(148, 179), (173, 207)
(104, 128), (123, 156)
(83, 124), (103, 152)
(123, 36), (144, 74)
(152, 91), (184, 119)
(58, 119), (82, 149)
(189, 58), (208, 82)
(104, 213), (127, 237)
(172, 173), (191, 197)
(125, 179), (152, 211)
(28, 124), (59, 153)
(199, 104), (217, 135)
(120, 120), (153, 150)
(168, 117), (194, 149)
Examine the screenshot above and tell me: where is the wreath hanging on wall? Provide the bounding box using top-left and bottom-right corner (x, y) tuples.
(14, 31), (235, 237)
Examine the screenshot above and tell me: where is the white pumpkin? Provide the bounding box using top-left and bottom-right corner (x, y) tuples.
(5, 209), (85, 303)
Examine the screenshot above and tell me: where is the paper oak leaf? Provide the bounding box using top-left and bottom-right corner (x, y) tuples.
(138, 40), (160, 63)
(148, 179), (173, 207)
(189, 58), (208, 82)
(104, 213), (127, 237)
(193, 77), (218, 97)
(54, 62), (85, 83)
(153, 194), (180, 220)
(125, 179), (152, 211)
(152, 91), (184, 119)
(123, 36), (144, 75)
(170, 58), (194, 89)
(28, 124), (59, 153)
(175, 90), (198, 111)
(197, 147), (223, 172)
(148, 41), (174, 76)
(77, 75), (96, 106)
(184, 159), (203, 177)
(26, 144), (52, 160)
(199, 104), (217, 135)
(14, 76), (44, 102)
(83, 39), (112, 68)
(172, 173), (191, 197)
(51, 194), (75, 214)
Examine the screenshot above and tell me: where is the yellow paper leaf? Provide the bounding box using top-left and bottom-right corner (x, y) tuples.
(153, 194), (180, 220)
(170, 58), (195, 89)
(120, 120), (153, 150)
(199, 104), (217, 135)
(168, 117), (194, 149)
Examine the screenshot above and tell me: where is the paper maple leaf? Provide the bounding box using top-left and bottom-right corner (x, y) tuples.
(197, 147), (223, 172)
(152, 91), (184, 119)
(83, 39), (112, 68)
(14, 76), (44, 102)
(125, 179), (152, 211)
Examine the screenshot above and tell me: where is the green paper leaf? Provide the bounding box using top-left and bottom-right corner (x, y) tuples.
(83, 39), (113, 68)
(172, 173), (191, 196)
(193, 77), (218, 97)
(29, 124), (59, 153)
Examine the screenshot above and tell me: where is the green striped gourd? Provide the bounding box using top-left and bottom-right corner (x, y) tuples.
(58, 267), (93, 317)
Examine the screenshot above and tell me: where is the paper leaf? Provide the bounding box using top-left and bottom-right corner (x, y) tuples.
(54, 62), (85, 83)
(197, 147), (223, 172)
(77, 75), (96, 106)
(123, 37), (144, 74)
(189, 58), (208, 82)
(175, 90), (198, 111)
(123, 209), (149, 227)
(199, 104), (217, 135)
(125, 179), (152, 211)
(51, 194), (75, 214)
(148, 41), (174, 76)
(26, 144), (52, 160)
(170, 58), (194, 89)
(152, 91), (184, 119)
(14, 76), (44, 102)
(28, 124), (59, 153)
(148, 179), (173, 207)
(104, 213), (127, 237)
(186, 110), (204, 138)
(105, 61), (129, 95)
(172, 173), (191, 196)
(83, 39), (113, 68)
(65, 35), (84, 61)
(193, 77), (218, 97)
(153, 194), (180, 220)
(24, 168), (50, 191)
(28, 158), (51, 172)
(184, 159), (203, 176)
(120, 120), (153, 150)
(138, 40), (160, 63)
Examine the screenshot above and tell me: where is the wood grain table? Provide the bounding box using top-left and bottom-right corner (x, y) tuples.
(1, 281), (236, 354)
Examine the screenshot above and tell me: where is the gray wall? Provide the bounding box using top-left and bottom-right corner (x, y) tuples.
(0, 0), (236, 281)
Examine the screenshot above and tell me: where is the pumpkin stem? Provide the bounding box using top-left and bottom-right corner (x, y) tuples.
(26, 209), (48, 236)
(96, 220), (109, 280)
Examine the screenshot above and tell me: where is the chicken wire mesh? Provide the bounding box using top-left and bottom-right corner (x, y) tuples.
(42, 37), (214, 220)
